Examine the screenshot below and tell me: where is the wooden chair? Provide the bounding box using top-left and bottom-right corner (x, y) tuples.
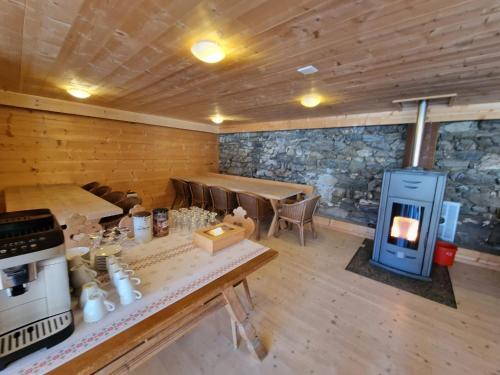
(223, 206), (256, 241)
(188, 181), (211, 210)
(236, 192), (273, 240)
(101, 191), (126, 204)
(81, 181), (100, 191)
(90, 185), (112, 197)
(99, 196), (143, 229)
(210, 186), (238, 215)
(64, 213), (102, 248)
(275, 195), (321, 246)
(171, 178), (191, 209)
(222, 206), (256, 349)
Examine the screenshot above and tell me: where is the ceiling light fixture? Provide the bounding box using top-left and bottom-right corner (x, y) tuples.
(191, 40), (225, 63)
(300, 93), (321, 108)
(297, 65), (319, 75)
(67, 87), (91, 99)
(210, 114), (224, 124)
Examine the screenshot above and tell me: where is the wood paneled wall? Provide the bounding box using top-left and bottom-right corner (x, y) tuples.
(0, 106), (218, 211)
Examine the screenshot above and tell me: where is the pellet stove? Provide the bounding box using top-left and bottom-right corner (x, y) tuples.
(371, 100), (447, 280)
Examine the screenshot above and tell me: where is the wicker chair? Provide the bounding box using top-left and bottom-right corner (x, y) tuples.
(188, 181), (211, 210)
(81, 181), (100, 191)
(90, 185), (112, 197)
(101, 191), (126, 204)
(236, 192), (273, 240)
(171, 178), (191, 209)
(99, 196), (143, 229)
(275, 195), (321, 246)
(210, 186), (238, 215)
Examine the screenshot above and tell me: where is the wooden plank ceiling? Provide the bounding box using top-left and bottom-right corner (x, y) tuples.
(1, 0), (500, 125)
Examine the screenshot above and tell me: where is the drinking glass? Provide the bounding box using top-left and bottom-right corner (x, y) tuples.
(208, 212), (218, 226)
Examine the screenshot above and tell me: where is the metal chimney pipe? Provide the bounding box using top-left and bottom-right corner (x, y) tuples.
(410, 99), (428, 167)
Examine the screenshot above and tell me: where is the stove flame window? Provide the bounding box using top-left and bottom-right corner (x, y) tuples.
(388, 203), (424, 250)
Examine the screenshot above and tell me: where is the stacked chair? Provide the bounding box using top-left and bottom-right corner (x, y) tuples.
(188, 181), (212, 210)
(81, 182), (143, 229)
(170, 178), (191, 208)
(90, 185), (112, 197)
(235, 192), (274, 240)
(210, 186), (238, 215)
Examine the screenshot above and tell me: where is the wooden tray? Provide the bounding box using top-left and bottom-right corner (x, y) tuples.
(193, 223), (246, 255)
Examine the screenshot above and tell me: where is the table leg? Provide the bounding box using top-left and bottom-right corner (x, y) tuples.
(267, 199), (279, 238)
(222, 287), (267, 361)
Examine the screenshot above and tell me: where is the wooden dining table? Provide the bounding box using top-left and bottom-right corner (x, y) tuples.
(182, 173), (312, 238)
(4, 184), (123, 225)
(6, 231), (277, 375)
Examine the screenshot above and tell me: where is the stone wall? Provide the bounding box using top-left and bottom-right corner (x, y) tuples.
(219, 120), (500, 254)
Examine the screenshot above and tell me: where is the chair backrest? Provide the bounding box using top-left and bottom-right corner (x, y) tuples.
(172, 178), (188, 196)
(188, 181), (210, 207)
(236, 192), (269, 219)
(81, 181), (100, 191)
(303, 195), (321, 222)
(116, 196), (143, 214)
(223, 207), (255, 239)
(210, 186), (237, 212)
(91, 185), (112, 197)
(101, 191), (126, 204)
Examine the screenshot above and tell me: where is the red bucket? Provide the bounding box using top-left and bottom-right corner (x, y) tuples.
(434, 240), (457, 266)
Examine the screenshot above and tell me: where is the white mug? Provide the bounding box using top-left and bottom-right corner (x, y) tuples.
(83, 293), (115, 323)
(115, 276), (142, 305)
(106, 255), (127, 269)
(107, 261), (130, 277)
(111, 269), (139, 287)
(80, 281), (108, 308)
(70, 264), (99, 289)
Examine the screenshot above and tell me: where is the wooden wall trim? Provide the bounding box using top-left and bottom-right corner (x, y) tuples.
(219, 102), (500, 133)
(3, 91), (500, 135)
(314, 215), (500, 272)
(0, 90), (218, 134)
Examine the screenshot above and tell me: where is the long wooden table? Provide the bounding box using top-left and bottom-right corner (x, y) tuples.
(4, 184), (123, 225)
(183, 173), (312, 238)
(50, 248), (278, 374)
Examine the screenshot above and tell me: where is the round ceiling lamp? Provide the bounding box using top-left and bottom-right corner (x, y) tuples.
(210, 114), (224, 124)
(67, 87), (91, 99)
(300, 93), (321, 108)
(191, 40), (225, 63)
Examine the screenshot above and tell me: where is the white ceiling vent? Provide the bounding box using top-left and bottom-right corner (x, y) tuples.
(297, 65), (318, 75)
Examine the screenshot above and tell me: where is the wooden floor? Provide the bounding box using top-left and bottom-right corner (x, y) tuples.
(131, 227), (500, 375)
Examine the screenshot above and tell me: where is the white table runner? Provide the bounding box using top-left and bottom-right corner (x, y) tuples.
(9, 234), (269, 375)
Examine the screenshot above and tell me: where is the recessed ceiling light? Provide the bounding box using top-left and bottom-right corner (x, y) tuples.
(191, 40), (225, 63)
(210, 114), (224, 124)
(297, 65), (319, 75)
(300, 94), (321, 108)
(67, 87), (91, 99)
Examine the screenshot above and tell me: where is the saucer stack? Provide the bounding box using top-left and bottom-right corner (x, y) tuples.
(93, 245), (122, 271)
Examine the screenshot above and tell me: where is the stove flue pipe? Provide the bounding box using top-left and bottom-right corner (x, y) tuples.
(410, 99), (428, 168)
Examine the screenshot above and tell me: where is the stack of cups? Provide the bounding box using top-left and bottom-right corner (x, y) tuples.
(107, 256), (142, 305)
(80, 281), (115, 323)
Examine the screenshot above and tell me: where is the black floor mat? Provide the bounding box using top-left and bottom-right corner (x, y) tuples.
(346, 239), (457, 308)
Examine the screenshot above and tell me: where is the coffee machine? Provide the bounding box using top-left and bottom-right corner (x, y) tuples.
(0, 209), (74, 370)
